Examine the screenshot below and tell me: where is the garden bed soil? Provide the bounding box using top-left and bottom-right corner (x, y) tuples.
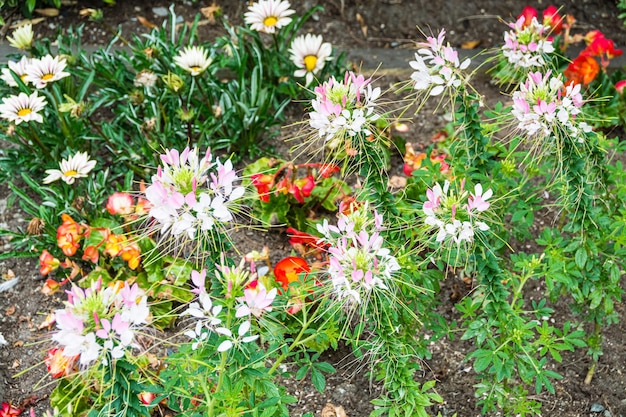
(1, 0), (626, 416)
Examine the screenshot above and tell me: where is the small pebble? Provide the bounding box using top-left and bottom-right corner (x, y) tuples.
(591, 403), (605, 413)
(152, 7), (169, 17)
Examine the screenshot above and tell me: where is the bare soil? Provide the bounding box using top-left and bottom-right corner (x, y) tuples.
(1, 0), (626, 416)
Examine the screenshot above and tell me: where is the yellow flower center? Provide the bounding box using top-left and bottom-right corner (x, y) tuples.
(64, 170), (78, 177)
(17, 108), (32, 117)
(304, 55), (318, 72)
(42, 73), (54, 81)
(263, 16), (278, 27)
(191, 66), (201, 72)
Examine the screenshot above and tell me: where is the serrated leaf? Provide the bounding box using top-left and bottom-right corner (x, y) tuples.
(310, 367), (326, 393)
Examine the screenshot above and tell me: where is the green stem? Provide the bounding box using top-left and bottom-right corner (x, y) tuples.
(86, 116), (145, 178)
(584, 322), (602, 385)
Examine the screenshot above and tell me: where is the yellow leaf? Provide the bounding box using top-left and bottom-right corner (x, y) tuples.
(9, 18), (46, 28)
(137, 15), (157, 29)
(34, 8), (60, 17)
(461, 40), (482, 49)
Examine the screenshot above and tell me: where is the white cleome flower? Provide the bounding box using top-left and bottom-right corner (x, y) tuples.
(174, 46), (212, 76)
(1, 56), (32, 87)
(43, 151), (97, 185)
(244, 0), (295, 34)
(0, 91), (46, 124)
(289, 33), (333, 86)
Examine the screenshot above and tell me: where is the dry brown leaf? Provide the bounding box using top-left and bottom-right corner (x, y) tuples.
(13, 340), (24, 347)
(461, 39), (481, 49)
(355, 13), (367, 38)
(4, 269), (15, 280)
(388, 175), (407, 189)
(321, 403), (348, 417)
(137, 16), (157, 29)
(9, 18), (46, 28)
(201, 3), (221, 24)
(11, 359), (20, 369)
(38, 312), (56, 330)
(5, 305), (16, 316)
(34, 8), (60, 17)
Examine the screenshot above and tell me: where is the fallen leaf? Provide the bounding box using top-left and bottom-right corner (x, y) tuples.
(321, 403), (348, 417)
(38, 313), (56, 330)
(461, 39), (482, 49)
(355, 13), (367, 38)
(13, 340), (24, 347)
(430, 131), (448, 142)
(4, 269), (15, 280)
(137, 15), (157, 29)
(388, 175), (407, 189)
(9, 18), (46, 28)
(5, 305), (16, 316)
(34, 8), (60, 17)
(200, 3), (221, 24)
(12, 359), (20, 369)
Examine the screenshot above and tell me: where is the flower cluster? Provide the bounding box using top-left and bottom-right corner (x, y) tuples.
(309, 71), (381, 150)
(403, 143), (450, 177)
(501, 11), (555, 69)
(244, 0), (295, 34)
(145, 147), (245, 239)
(512, 70), (590, 141)
(50, 279), (149, 370)
(42, 213), (142, 274)
(0, 49), (69, 125)
(289, 33), (333, 86)
(564, 30), (623, 86)
(183, 267), (262, 352)
(423, 180), (492, 245)
(409, 29), (470, 96)
(250, 162), (339, 204)
(316, 203), (400, 305)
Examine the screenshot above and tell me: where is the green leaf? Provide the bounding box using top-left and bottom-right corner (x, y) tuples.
(574, 247), (587, 269)
(310, 367), (326, 393)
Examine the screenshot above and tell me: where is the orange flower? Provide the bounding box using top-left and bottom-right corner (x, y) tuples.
(338, 195), (361, 215)
(564, 54), (599, 85)
(105, 234), (126, 257)
(82, 245), (100, 263)
(251, 173), (274, 203)
(273, 257), (310, 292)
(56, 214), (84, 257)
(318, 163), (340, 178)
(45, 347), (77, 378)
(39, 249), (60, 275)
(583, 30), (623, 67)
(121, 243), (141, 270)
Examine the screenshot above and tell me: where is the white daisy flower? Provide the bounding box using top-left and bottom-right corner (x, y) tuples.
(43, 151), (97, 185)
(7, 23), (33, 50)
(0, 92), (46, 124)
(25, 55), (70, 89)
(173, 46), (212, 76)
(244, 0), (295, 34)
(1, 56), (32, 87)
(289, 33), (333, 85)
